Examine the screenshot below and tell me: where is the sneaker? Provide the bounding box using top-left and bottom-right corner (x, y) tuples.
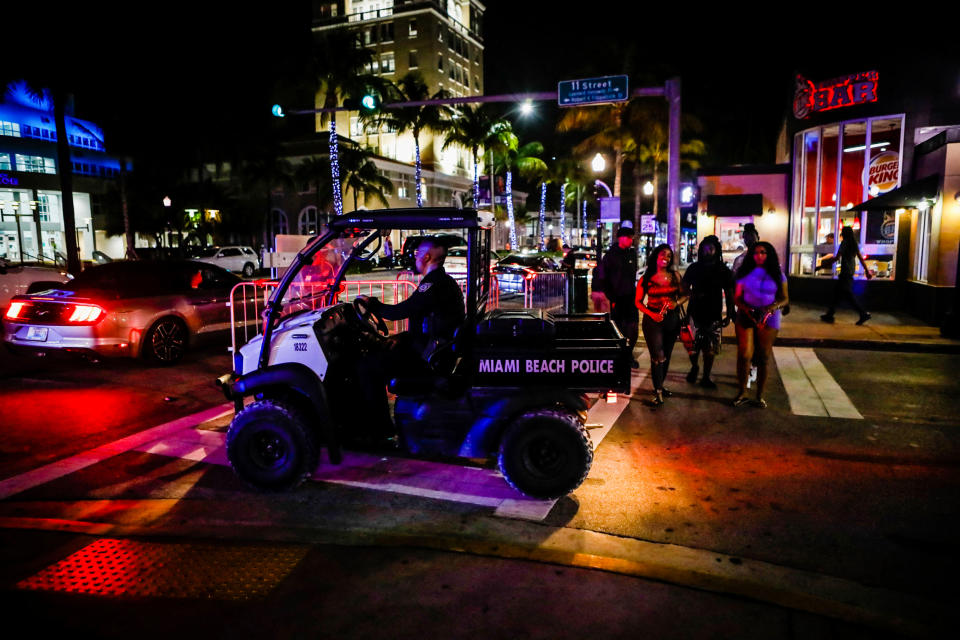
(820, 314), (835, 324)
(686, 366), (699, 383)
(856, 312), (872, 326)
(746, 366), (757, 388)
(661, 388), (674, 398)
(699, 378), (717, 389)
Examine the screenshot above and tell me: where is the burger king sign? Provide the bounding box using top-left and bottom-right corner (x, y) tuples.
(867, 151), (899, 195)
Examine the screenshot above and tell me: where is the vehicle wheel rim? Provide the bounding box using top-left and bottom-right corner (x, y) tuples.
(250, 430), (288, 469)
(522, 436), (565, 478)
(151, 321), (185, 362)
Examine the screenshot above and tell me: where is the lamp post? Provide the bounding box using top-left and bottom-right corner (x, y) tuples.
(643, 180), (655, 251)
(592, 153), (607, 249)
(162, 196), (172, 251)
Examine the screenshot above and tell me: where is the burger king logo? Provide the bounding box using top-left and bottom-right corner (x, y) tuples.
(867, 151), (899, 195)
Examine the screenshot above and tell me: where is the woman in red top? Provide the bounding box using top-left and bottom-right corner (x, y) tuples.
(635, 244), (687, 406)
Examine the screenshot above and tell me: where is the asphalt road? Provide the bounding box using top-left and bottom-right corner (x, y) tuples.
(0, 342), (957, 637)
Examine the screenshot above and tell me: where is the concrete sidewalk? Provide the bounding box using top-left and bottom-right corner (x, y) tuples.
(729, 301), (960, 353)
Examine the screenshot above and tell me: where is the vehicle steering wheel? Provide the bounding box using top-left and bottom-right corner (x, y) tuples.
(352, 297), (389, 337)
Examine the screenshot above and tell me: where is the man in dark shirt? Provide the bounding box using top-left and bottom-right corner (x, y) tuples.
(355, 239), (465, 441)
(682, 235), (735, 388)
(600, 221), (639, 368)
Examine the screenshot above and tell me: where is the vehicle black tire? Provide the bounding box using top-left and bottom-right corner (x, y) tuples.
(242, 262), (256, 278)
(143, 317), (187, 365)
(498, 409), (593, 499)
(226, 399), (319, 491)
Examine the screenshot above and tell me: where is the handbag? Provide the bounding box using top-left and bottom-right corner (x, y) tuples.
(677, 302), (696, 354)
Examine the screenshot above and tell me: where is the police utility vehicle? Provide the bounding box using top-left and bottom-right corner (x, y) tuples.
(217, 209), (630, 499)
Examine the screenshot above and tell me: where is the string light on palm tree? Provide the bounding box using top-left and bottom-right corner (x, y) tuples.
(582, 200), (588, 242)
(538, 182), (547, 250)
(559, 182), (567, 246)
(330, 124), (343, 216)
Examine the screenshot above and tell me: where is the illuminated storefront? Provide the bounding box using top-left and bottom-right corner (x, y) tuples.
(784, 65), (960, 323)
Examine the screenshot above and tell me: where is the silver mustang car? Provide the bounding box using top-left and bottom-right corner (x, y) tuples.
(4, 260), (245, 364)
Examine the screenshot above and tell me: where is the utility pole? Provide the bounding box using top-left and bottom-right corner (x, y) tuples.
(666, 77), (682, 257)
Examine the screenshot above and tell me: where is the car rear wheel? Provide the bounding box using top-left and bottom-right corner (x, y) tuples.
(498, 409), (593, 499)
(144, 317), (187, 365)
(226, 399), (318, 491)
(242, 262), (256, 278)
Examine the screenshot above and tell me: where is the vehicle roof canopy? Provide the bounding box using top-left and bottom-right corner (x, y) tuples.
(329, 208), (485, 232)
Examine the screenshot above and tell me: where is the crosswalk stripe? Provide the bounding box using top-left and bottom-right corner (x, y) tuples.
(773, 348), (829, 417)
(773, 347), (862, 419)
(793, 349), (863, 419)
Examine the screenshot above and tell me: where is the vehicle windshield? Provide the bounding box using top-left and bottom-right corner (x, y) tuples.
(276, 236), (358, 317)
(448, 247), (468, 257)
(499, 255), (540, 267)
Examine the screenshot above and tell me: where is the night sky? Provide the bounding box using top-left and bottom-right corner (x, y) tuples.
(8, 2), (957, 170)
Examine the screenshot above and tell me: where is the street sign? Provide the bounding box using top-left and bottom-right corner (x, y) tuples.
(640, 214), (657, 234)
(558, 75), (629, 107)
(599, 197), (621, 222)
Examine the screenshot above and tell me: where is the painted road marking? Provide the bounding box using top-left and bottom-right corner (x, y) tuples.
(2, 371), (643, 522)
(0, 404), (234, 500)
(773, 347), (863, 419)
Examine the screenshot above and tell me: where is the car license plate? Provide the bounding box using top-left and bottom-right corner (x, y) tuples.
(25, 326), (48, 342)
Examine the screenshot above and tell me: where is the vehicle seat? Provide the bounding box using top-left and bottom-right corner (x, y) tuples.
(387, 319), (474, 397)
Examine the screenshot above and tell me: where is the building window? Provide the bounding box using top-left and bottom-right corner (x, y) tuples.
(0, 154), (10, 170)
(15, 154), (55, 174)
(380, 52), (395, 74)
(299, 207), (319, 235)
(380, 22), (394, 42)
(408, 50), (418, 69)
(37, 194), (59, 222)
(438, 54), (443, 71)
(0, 121), (22, 137)
(790, 114), (904, 279)
(271, 209), (288, 236)
(408, 19), (417, 37)
(363, 28), (373, 45)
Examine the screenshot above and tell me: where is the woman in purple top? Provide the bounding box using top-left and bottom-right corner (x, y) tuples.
(733, 241), (789, 408)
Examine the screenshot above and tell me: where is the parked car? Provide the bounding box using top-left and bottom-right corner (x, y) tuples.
(569, 250), (597, 270)
(0, 258), (72, 314)
(398, 233), (465, 270)
(492, 254), (562, 293)
(4, 260), (245, 364)
(193, 246), (260, 277)
(444, 245), (500, 277)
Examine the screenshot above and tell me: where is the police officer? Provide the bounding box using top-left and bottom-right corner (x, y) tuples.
(600, 220), (640, 368)
(354, 239), (465, 444)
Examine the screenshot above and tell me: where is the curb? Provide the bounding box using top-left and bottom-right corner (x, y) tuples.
(722, 335), (960, 354)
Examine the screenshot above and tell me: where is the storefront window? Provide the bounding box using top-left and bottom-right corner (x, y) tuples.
(791, 115), (903, 279)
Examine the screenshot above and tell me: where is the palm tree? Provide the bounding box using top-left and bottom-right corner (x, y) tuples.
(309, 31), (384, 216)
(338, 143), (394, 211)
(294, 155), (334, 226)
(623, 102), (706, 228)
(237, 152), (294, 248)
(441, 104), (510, 209)
(364, 71), (450, 207)
(557, 102), (633, 198)
(492, 134), (547, 250)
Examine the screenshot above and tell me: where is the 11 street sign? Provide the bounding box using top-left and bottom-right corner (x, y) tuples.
(558, 75), (629, 107)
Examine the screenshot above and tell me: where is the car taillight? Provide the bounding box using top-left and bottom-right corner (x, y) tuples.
(588, 261), (597, 268)
(68, 304), (104, 323)
(5, 301), (27, 319)
(523, 268), (537, 280)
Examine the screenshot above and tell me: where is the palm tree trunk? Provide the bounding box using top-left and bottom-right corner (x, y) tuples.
(53, 88), (80, 274)
(329, 118), (343, 216)
(538, 183), (547, 251)
(559, 182), (567, 247)
(472, 146), (479, 210)
(633, 164), (642, 233)
(414, 134), (423, 208)
(506, 171), (517, 249)
(614, 148), (623, 198)
(653, 167), (660, 219)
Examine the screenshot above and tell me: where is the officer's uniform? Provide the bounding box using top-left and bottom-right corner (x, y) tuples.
(359, 266), (465, 439)
(367, 266), (465, 359)
(600, 243), (639, 351)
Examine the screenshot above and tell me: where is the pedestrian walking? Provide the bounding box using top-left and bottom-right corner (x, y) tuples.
(682, 235), (735, 389)
(600, 221), (640, 368)
(383, 235), (394, 269)
(732, 242), (789, 408)
(635, 244), (687, 406)
(819, 225), (874, 325)
(732, 222), (761, 387)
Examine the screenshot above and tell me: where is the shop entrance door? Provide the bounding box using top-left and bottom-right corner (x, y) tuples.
(716, 217), (752, 269)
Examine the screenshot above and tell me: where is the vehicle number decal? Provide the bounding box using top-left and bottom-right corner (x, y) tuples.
(294, 342), (308, 352)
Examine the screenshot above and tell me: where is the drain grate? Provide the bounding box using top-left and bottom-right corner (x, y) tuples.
(16, 538), (308, 600)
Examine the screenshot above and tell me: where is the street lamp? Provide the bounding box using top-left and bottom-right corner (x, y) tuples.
(643, 180), (654, 196)
(519, 100), (534, 116)
(591, 153), (606, 173)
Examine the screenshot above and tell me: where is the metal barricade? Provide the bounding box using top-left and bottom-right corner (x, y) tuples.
(228, 280), (278, 355)
(339, 280), (418, 333)
(523, 272), (568, 313)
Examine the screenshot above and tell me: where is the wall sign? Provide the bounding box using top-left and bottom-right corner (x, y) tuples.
(793, 71), (879, 119)
(866, 151), (899, 195)
(0, 172), (19, 186)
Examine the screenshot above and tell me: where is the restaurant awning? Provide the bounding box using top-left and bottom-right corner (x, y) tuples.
(848, 174), (940, 211)
(705, 194), (763, 217)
